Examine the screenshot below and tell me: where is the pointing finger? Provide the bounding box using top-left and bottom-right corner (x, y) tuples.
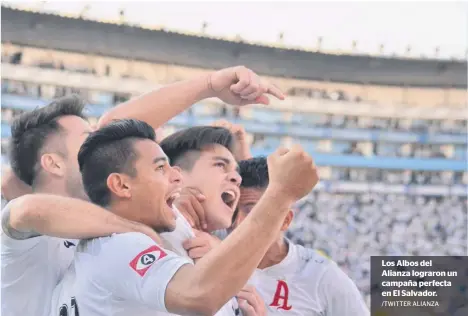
(265, 83), (285, 100)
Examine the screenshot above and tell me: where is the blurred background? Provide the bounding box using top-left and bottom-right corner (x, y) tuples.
(1, 1), (467, 307)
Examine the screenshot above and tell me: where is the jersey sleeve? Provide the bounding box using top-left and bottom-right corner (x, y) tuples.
(319, 262), (370, 316)
(97, 232), (193, 312)
(1, 201), (46, 253)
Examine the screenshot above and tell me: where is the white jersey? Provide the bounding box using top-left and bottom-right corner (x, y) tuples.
(160, 207), (196, 255)
(248, 241), (369, 316)
(51, 209), (238, 316)
(63, 232), (192, 315)
(159, 208), (239, 316)
(1, 201), (77, 316)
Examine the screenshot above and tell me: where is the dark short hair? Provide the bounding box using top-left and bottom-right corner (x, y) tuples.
(160, 126), (234, 171)
(9, 95), (86, 186)
(78, 119), (156, 206)
(239, 157), (269, 189)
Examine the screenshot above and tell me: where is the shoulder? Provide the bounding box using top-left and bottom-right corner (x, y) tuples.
(294, 244), (340, 285)
(1, 199), (49, 251)
(80, 232), (157, 257)
(77, 232), (169, 279)
(108, 232), (156, 247)
(297, 244), (333, 269)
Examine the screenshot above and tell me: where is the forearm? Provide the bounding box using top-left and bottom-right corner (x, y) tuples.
(98, 74), (214, 129)
(169, 188), (292, 313)
(236, 142), (253, 161)
(8, 194), (152, 240)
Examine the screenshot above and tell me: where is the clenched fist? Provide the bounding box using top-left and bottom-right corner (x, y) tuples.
(267, 145), (319, 203)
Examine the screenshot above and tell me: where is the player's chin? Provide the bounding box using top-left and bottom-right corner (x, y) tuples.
(219, 198), (236, 215)
(211, 205), (234, 230)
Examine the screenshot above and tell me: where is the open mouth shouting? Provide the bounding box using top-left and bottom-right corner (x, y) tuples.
(166, 189), (181, 209)
(221, 188), (240, 210)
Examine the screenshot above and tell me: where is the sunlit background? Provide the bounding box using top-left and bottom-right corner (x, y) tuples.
(1, 0), (467, 310)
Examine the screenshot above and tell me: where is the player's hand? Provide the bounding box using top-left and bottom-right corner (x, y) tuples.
(173, 187), (208, 231)
(211, 119), (252, 161)
(237, 285), (267, 316)
(182, 229), (221, 262)
(267, 145), (319, 203)
(208, 66), (285, 106)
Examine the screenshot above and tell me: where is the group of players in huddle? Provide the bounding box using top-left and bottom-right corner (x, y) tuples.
(1, 66), (369, 316)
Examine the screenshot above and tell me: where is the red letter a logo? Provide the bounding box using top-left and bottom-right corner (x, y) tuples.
(269, 280), (292, 310)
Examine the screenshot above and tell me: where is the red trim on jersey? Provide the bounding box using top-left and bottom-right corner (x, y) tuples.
(129, 245), (167, 277)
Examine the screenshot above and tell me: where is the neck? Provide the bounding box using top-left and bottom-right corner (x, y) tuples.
(258, 237), (289, 269)
(33, 182), (69, 197)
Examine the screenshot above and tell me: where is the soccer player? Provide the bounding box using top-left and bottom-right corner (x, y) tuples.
(1, 66), (284, 316)
(160, 126), (242, 235)
(69, 118), (318, 315)
(158, 125), (264, 315)
(233, 157), (370, 315)
(1, 97), (160, 316)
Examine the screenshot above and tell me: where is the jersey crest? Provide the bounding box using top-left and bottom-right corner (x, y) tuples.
(270, 280), (293, 311)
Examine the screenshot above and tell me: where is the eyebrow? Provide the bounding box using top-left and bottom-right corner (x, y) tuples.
(153, 157), (168, 164)
(213, 156), (239, 172)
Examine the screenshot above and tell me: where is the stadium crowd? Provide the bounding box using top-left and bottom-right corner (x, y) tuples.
(287, 192), (467, 305)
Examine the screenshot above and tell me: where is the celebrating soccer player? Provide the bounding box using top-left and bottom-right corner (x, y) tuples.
(56, 118), (318, 315)
(234, 157), (369, 315)
(158, 125), (266, 315)
(1, 66), (284, 316)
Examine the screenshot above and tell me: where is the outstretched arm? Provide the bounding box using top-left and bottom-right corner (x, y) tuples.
(2, 194), (160, 243)
(164, 146), (318, 315)
(97, 66), (284, 129)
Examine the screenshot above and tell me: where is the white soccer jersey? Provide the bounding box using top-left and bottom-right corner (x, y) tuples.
(160, 207), (196, 255)
(51, 209), (238, 316)
(65, 232), (192, 316)
(49, 263), (79, 316)
(248, 241), (369, 316)
(1, 201), (77, 316)
(159, 208), (239, 316)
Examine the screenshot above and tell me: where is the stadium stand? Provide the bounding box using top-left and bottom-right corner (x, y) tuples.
(1, 5), (467, 306)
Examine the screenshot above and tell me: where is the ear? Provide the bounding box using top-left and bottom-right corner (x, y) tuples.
(106, 173), (132, 199)
(40, 153), (66, 178)
(280, 210), (294, 232)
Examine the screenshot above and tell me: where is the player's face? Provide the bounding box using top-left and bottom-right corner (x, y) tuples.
(233, 187), (265, 228)
(57, 115), (93, 200)
(127, 140), (182, 233)
(234, 187), (294, 234)
(181, 145), (241, 231)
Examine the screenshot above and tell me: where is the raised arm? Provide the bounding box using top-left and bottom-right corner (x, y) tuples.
(165, 145), (319, 315)
(97, 66), (285, 129)
(2, 194), (160, 243)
